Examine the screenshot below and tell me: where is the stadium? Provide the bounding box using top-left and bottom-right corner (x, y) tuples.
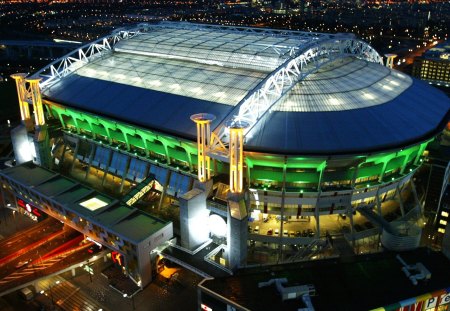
(2, 21), (450, 286)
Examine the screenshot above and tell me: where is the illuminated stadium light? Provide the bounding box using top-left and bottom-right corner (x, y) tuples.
(328, 97), (341, 105)
(383, 85), (393, 91)
(363, 92), (375, 100)
(209, 214), (227, 237)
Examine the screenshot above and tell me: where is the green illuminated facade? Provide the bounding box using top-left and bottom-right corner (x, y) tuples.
(46, 99), (429, 195)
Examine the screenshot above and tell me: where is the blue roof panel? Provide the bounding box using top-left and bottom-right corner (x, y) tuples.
(45, 74), (450, 156)
(246, 79), (450, 154)
(45, 74), (231, 140)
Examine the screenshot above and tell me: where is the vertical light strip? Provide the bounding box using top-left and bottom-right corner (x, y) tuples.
(10, 73), (30, 121)
(228, 121), (248, 193)
(191, 113), (216, 182)
(26, 78), (45, 126)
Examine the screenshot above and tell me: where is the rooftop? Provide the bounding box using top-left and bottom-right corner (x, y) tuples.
(200, 248), (450, 311)
(39, 22), (450, 155)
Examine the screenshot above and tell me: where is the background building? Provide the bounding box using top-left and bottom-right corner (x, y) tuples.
(412, 40), (450, 86)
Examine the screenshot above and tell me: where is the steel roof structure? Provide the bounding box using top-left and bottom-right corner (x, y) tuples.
(35, 21), (450, 155)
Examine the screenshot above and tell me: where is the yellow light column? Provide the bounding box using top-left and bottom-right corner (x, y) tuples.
(227, 121), (248, 193)
(385, 54), (397, 69)
(10, 73), (30, 121)
(26, 78), (45, 126)
(190, 113), (216, 182)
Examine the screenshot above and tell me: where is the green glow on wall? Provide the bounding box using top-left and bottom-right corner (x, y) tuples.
(46, 101), (431, 187)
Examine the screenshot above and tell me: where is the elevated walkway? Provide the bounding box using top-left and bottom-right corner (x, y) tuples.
(122, 173), (156, 206)
(161, 243), (231, 279)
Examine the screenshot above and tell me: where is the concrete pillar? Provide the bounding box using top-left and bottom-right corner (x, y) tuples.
(70, 141), (80, 173)
(158, 169), (171, 210)
(226, 191), (249, 269)
(101, 149), (113, 186)
(85, 144), (97, 179)
(348, 205), (356, 248)
(315, 194), (321, 238)
(59, 143), (68, 168)
(396, 184), (405, 217)
(119, 156), (131, 194)
(179, 180), (212, 250)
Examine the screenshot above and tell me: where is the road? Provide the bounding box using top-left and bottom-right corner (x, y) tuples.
(0, 213), (97, 292)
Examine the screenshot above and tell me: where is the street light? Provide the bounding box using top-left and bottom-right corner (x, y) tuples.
(123, 293), (136, 310)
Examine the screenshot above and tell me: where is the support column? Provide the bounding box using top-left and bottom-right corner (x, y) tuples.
(385, 54), (397, 69)
(414, 143), (427, 165)
(315, 194), (321, 238)
(375, 188), (382, 216)
(26, 78), (45, 126)
(227, 121), (249, 194)
(10, 73), (31, 123)
(378, 161), (389, 183)
(59, 143), (68, 168)
(396, 184), (405, 217)
(101, 149), (113, 186)
(158, 169), (171, 209)
(85, 144), (97, 180)
(410, 179), (422, 215)
(70, 142), (80, 173)
(226, 191), (249, 270)
(190, 113), (215, 182)
(348, 205), (356, 248)
(119, 157), (132, 194)
(278, 157), (287, 262)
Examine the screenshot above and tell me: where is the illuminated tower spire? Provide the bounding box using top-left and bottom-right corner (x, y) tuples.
(190, 113), (216, 182)
(226, 120), (249, 193)
(26, 78), (45, 126)
(10, 73), (31, 122)
(385, 54), (397, 69)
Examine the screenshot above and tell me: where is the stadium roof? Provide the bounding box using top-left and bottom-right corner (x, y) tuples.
(38, 22), (450, 155)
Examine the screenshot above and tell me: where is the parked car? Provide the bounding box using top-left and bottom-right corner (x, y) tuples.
(283, 230), (289, 237)
(307, 229), (315, 237)
(274, 229), (279, 236)
(267, 228), (273, 235)
(254, 226), (260, 233)
(295, 231), (301, 237)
